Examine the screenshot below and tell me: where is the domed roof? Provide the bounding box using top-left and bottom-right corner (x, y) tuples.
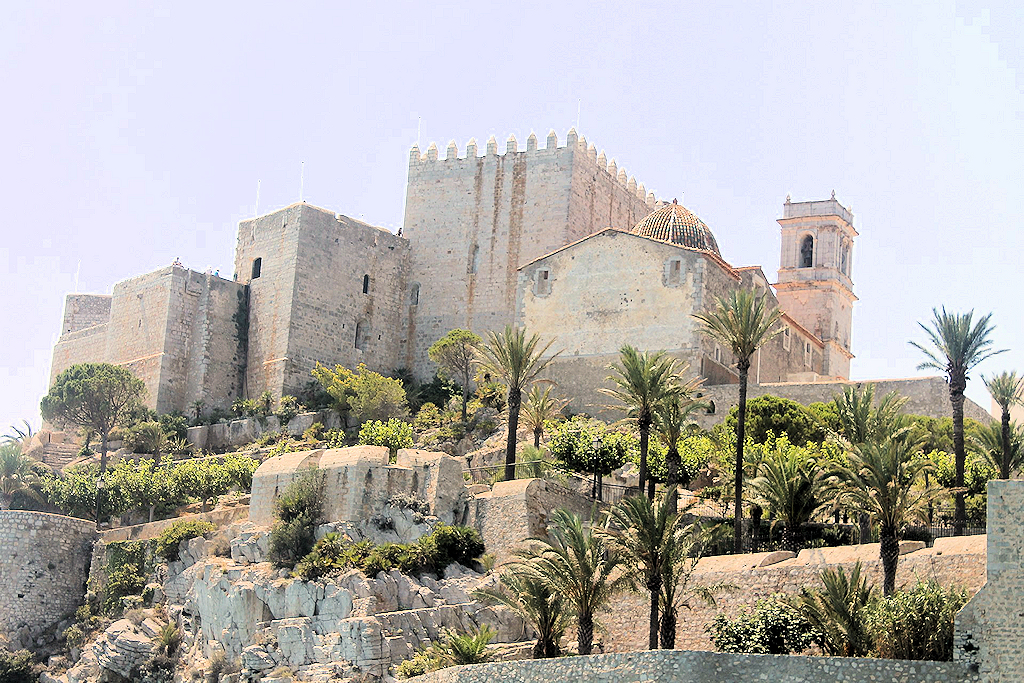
(631, 200), (721, 256)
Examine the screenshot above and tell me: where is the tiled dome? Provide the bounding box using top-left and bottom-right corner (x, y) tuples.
(631, 199), (721, 256)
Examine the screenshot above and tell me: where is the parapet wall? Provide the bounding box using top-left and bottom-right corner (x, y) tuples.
(414, 650), (977, 683)
(0, 511), (96, 639)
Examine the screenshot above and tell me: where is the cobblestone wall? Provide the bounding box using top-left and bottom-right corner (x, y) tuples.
(0, 511), (96, 639)
(955, 480), (1024, 682)
(414, 650), (978, 683)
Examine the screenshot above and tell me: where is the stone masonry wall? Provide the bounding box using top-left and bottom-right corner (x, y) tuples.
(602, 535), (986, 654)
(0, 511), (96, 639)
(414, 650), (977, 683)
(955, 480), (1024, 682)
(60, 294), (112, 335)
(695, 375), (992, 430)
(402, 129), (657, 379)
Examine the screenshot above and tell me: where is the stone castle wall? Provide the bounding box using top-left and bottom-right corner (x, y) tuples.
(235, 203), (410, 400)
(49, 266), (246, 414)
(0, 511), (96, 640)
(60, 294), (112, 335)
(414, 650), (977, 683)
(402, 130), (656, 378)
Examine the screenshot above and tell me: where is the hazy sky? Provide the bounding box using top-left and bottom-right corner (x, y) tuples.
(2, 1), (1022, 431)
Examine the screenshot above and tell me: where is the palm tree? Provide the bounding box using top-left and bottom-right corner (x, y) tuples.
(983, 371), (1024, 480)
(747, 440), (829, 552)
(601, 346), (683, 499)
(655, 376), (704, 509)
(0, 444), (42, 510)
(657, 518), (732, 648)
(2, 420), (35, 447)
(472, 568), (569, 658)
(522, 385), (567, 450)
(476, 326), (559, 481)
(910, 308), (1004, 534)
(831, 384), (907, 446)
(794, 562), (876, 657)
(832, 437), (942, 594)
(693, 290), (782, 552)
(514, 508), (627, 655)
(972, 420), (1024, 480)
(601, 488), (683, 650)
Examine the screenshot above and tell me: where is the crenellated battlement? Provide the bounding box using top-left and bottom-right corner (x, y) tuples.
(409, 128), (657, 206)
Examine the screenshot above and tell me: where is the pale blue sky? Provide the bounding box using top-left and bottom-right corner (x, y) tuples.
(2, 1), (1022, 431)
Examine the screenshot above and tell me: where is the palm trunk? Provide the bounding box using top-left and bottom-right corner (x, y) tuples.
(543, 635), (560, 658)
(734, 362), (750, 553)
(577, 611), (594, 655)
(638, 423), (650, 498)
(666, 445), (680, 515)
(659, 604), (676, 649)
(647, 478), (655, 500)
(504, 388), (522, 482)
(1001, 407), (1011, 480)
(783, 523), (796, 554)
(951, 381), (966, 536)
(880, 530), (900, 595)
(750, 505), (762, 553)
(858, 512), (871, 544)
(532, 639), (545, 659)
(534, 428), (541, 450)
(648, 577), (661, 650)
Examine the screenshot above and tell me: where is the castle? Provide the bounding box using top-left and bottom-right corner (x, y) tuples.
(47, 128), (987, 421)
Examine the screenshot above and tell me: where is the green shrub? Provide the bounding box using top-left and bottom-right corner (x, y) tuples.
(255, 430), (286, 447)
(0, 649), (36, 683)
(171, 458), (231, 512)
(275, 395), (304, 424)
(222, 453), (259, 491)
(866, 580), (968, 661)
(232, 398), (260, 418)
(104, 564), (147, 613)
(134, 654), (175, 683)
(707, 597), (817, 655)
(268, 469), (326, 568)
(426, 524), (485, 571)
(155, 520), (215, 561)
(394, 626), (494, 679)
(303, 422), (324, 442)
(358, 419), (414, 458)
(413, 402), (443, 431)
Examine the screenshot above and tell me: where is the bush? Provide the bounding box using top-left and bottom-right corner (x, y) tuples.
(104, 564), (147, 613)
(357, 419), (414, 458)
(171, 458), (231, 511)
(268, 469), (326, 568)
(413, 403), (443, 431)
(134, 654), (176, 683)
(707, 597), (817, 655)
(232, 398), (260, 418)
(867, 580), (968, 660)
(275, 395), (304, 424)
(222, 453), (259, 491)
(427, 524), (485, 571)
(303, 422), (324, 442)
(0, 649), (36, 683)
(312, 362), (410, 424)
(394, 626), (494, 678)
(155, 519), (215, 561)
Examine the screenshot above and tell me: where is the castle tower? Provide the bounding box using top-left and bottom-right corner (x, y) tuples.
(774, 194), (857, 380)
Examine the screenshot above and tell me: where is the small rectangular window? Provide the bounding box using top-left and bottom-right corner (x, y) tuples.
(667, 259), (682, 286)
(782, 327), (791, 351)
(535, 269), (552, 296)
(251, 258), (262, 279)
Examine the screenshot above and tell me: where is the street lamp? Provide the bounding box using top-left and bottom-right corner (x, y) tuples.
(95, 474), (106, 531)
(591, 436), (603, 501)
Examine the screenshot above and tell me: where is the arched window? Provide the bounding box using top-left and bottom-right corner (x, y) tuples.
(251, 258), (262, 279)
(800, 236), (814, 268)
(362, 274), (370, 294)
(409, 283), (420, 306)
(840, 242), (850, 276)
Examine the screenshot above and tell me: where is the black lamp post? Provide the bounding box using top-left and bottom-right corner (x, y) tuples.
(591, 436), (603, 501)
(95, 474), (106, 531)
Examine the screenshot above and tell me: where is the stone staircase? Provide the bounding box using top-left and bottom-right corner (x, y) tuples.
(36, 442), (81, 470)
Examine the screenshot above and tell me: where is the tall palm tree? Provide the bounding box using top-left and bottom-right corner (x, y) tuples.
(693, 290), (782, 552)
(972, 420), (1024, 480)
(832, 437), (942, 594)
(983, 371), (1024, 480)
(601, 346), (683, 499)
(601, 488), (683, 650)
(794, 562), (876, 657)
(831, 384), (907, 446)
(0, 444), (42, 510)
(522, 385), (567, 449)
(476, 326), (560, 481)
(747, 440), (829, 552)
(654, 388), (706, 514)
(657, 517), (732, 648)
(514, 508), (627, 655)
(472, 567), (569, 658)
(910, 308), (1004, 534)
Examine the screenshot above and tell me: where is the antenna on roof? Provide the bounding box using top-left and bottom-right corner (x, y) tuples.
(576, 99), (581, 131)
(256, 180), (260, 217)
(299, 162), (305, 202)
(417, 117), (421, 147)
(73, 260), (80, 293)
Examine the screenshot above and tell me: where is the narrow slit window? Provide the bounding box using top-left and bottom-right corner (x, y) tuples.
(362, 274), (370, 294)
(251, 258), (262, 279)
(536, 268), (552, 295)
(410, 283), (420, 306)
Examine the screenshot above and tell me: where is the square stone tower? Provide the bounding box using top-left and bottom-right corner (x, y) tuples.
(774, 195), (857, 379)
(401, 129), (657, 377)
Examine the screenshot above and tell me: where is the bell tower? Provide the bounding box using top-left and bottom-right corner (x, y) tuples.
(774, 193), (857, 380)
